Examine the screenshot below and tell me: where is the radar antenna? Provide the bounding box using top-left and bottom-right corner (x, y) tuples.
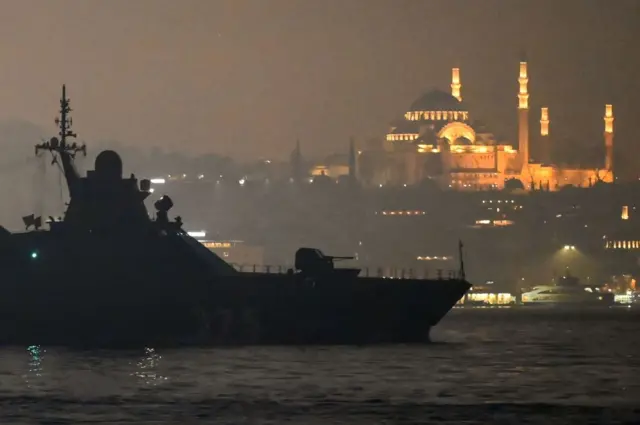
(35, 85), (86, 158)
(34, 85), (86, 198)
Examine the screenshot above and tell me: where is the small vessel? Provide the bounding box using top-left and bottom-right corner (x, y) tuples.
(0, 86), (471, 348)
(521, 272), (614, 307)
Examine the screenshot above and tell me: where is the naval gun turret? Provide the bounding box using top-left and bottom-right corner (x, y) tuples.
(294, 247), (361, 278)
(0, 84), (472, 349)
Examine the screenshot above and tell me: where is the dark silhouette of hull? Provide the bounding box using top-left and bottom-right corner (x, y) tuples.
(0, 86), (471, 348)
(0, 229), (470, 348)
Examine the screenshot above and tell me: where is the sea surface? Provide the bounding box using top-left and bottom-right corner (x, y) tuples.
(0, 308), (638, 424)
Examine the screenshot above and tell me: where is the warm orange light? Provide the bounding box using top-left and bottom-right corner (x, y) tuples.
(202, 242), (232, 249)
(518, 62), (529, 109)
(451, 68), (462, 101)
(493, 220), (514, 226)
(519, 62), (528, 79)
(622, 205), (629, 220)
(604, 104), (614, 134)
(540, 107), (549, 136)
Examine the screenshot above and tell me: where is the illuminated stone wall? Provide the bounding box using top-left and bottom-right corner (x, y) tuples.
(316, 62), (616, 191)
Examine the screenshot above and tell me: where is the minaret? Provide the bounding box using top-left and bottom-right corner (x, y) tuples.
(518, 61), (530, 169)
(540, 107), (550, 164)
(604, 104), (614, 176)
(451, 68), (462, 102)
(290, 139), (303, 182)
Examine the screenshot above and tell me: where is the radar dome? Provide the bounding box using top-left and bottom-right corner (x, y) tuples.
(95, 150), (123, 180)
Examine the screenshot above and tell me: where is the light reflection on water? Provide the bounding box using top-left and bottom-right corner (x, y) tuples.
(130, 347), (169, 386)
(23, 345), (45, 390)
(0, 309), (637, 423)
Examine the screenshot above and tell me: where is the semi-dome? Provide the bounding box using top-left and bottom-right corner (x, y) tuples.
(453, 136), (473, 145)
(409, 89), (465, 112)
(389, 120), (419, 134)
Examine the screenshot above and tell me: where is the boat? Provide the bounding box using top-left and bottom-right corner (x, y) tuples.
(521, 272), (614, 307)
(0, 86), (471, 348)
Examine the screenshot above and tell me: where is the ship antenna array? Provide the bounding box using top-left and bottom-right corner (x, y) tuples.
(34, 85), (87, 159)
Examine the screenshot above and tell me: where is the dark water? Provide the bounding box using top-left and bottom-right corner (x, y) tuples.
(1, 308), (639, 424)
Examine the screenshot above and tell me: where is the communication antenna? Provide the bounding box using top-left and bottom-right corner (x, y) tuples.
(35, 84), (87, 161)
(33, 85), (87, 201)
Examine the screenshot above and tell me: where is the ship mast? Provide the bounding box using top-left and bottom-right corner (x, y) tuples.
(458, 239), (466, 280)
(35, 85), (86, 198)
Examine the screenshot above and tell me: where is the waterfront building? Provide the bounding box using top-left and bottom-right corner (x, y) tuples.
(312, 61), (615, 191)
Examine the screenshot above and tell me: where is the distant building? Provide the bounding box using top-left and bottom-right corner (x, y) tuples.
(200, 240), (264, 267)
(310, 154), (350, 180)
(313, 62), (615, 191)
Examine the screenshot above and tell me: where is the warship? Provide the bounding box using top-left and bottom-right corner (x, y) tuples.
(0, 86), (471, 348)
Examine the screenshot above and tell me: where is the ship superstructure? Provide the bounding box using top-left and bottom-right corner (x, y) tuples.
(0, 86), (471, 347)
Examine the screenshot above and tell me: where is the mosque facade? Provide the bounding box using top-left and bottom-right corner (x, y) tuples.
(330, 62), (615, 191)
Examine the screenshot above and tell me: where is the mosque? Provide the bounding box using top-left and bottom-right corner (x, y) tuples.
(311, 61), (615, 191)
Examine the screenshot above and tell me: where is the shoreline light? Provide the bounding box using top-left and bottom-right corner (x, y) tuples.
(188, 231), (207, 238)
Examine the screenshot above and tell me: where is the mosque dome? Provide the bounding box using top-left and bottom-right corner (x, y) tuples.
(409, 89), (465, 112)
(386, 120), (420, 143)
(389, 120), (420, 134)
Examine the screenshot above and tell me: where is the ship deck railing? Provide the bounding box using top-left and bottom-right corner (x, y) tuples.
(229, 263), (464, 280)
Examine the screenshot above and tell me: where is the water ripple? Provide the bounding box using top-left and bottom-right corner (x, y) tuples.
(0, 309), (637, 423)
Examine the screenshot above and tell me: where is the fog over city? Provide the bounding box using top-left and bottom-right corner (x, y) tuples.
(1, 1), (640, 423)
(1, 1), (638, 231)
(1, 0), (638, 156)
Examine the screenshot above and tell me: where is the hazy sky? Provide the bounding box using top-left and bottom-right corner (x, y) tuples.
(0, 0), (638, 161)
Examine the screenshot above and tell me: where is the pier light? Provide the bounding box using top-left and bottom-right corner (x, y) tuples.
(30, 251), (38, 259)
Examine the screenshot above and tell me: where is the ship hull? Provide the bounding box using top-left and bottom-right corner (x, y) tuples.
(199, 274), (470, 346)
(0, 229), (470, 348)
(0, 272), (469, 348)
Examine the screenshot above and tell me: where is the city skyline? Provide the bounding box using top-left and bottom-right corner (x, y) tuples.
(0, 0), (638, 164)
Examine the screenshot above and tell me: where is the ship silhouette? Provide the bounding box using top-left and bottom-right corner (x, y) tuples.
(0, 86), (471, 348)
